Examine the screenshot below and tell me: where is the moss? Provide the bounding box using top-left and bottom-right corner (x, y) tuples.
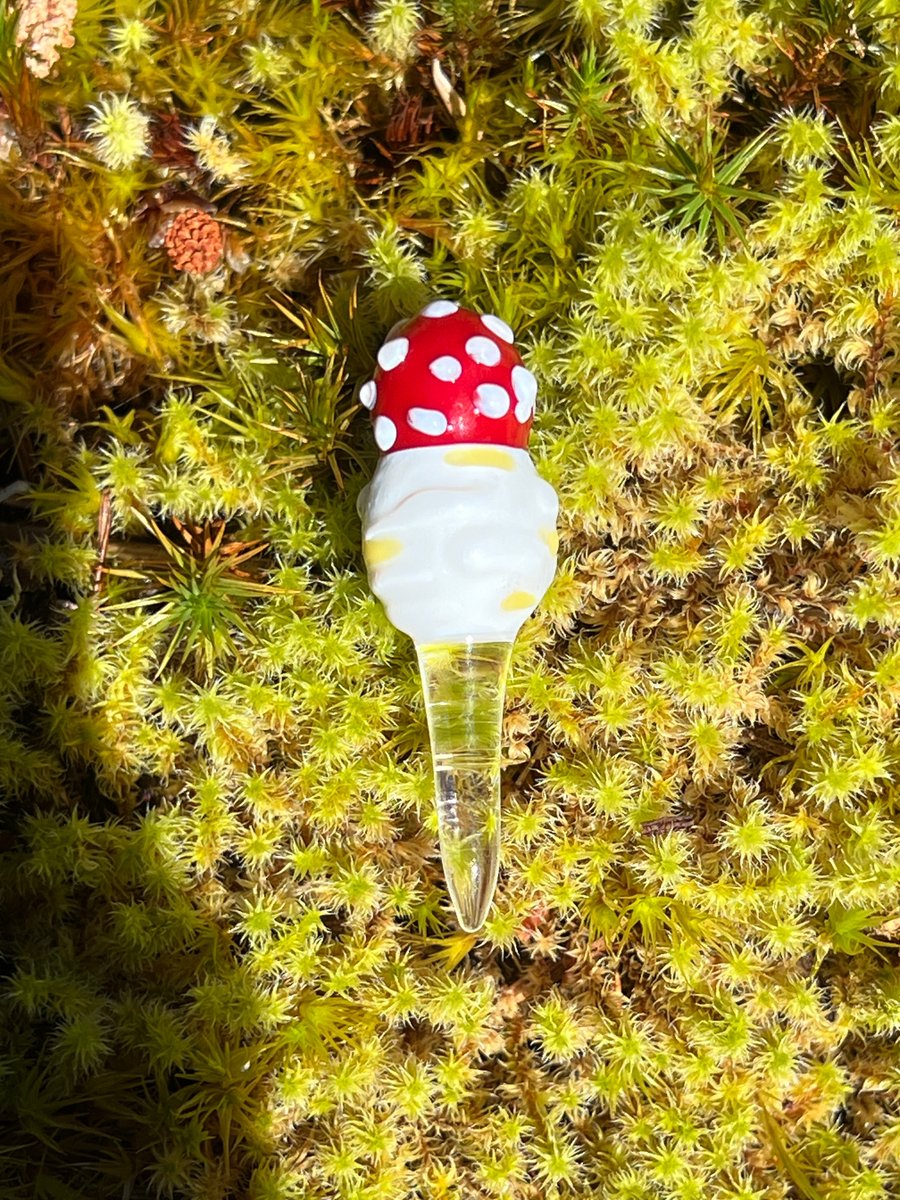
(1, 0), (900, 1196)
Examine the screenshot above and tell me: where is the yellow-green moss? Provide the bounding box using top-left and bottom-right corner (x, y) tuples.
(1, 0), (900, 1197)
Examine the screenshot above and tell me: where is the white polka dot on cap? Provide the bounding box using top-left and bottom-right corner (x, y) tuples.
(512, 365), (537, 408)
(422, 300), (459, 318)
(374, 415), (397, 450)
(515, 397), (534, 423)
(473, 382), (511, 418)
(480, 314), (515, 343)
(408, 407), (449, 436)
(429, 355), (463, 383)
(359, 380), (377, 409)
(465, 336), (502, 367)
(377, 338), (409, 371)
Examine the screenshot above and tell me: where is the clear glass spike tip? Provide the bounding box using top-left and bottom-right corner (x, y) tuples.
(416, 640), (513, 932)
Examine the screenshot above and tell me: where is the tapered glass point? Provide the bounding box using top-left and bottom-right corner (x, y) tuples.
(416, 641), (513, 932)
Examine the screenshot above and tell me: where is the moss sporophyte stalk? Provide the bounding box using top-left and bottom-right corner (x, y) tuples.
(6, 0), (900, 1194)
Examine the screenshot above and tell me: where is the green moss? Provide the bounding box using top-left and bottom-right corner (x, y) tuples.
(2, 0), (900, 1196)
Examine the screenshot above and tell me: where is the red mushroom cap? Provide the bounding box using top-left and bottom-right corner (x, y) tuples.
(358, 301), (538, 454)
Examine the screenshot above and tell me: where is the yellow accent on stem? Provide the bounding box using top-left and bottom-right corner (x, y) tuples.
(416, 640), (513, 932)
(443, 447), (516, 470)
(501, 590), (536, 611)
(540, 527), (559, 555)
(364, 536), (403, 565)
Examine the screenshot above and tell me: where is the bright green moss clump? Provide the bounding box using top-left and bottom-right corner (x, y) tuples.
(2, 0), (900, 1196)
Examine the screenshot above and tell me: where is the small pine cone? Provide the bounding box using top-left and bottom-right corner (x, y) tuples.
(164, 208), (223, 275)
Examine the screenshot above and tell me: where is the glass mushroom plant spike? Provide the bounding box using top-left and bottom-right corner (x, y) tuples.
(356, 300), (560, 932)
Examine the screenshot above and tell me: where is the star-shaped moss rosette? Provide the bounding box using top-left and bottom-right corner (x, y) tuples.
(356, 300), (559, 931)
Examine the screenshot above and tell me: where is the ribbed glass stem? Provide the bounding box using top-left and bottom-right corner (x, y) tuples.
(415, 640), (513, 932)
